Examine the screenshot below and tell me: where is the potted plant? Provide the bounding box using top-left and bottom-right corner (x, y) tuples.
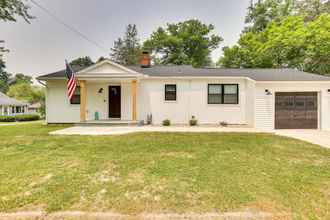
(189, 116), (198, 126)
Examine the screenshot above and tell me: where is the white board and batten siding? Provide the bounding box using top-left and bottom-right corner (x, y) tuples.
(46, 80), (80, 123)
(138, 78), (251, 125)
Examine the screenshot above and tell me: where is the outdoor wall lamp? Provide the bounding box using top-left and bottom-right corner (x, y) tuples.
(265, 89), (272, 95)
(98, 88), (104, 94)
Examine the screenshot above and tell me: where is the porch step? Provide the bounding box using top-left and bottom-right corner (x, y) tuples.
(75, 120), (139, 127)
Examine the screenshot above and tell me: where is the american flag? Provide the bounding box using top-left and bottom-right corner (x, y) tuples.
(65, 60), (77, 100)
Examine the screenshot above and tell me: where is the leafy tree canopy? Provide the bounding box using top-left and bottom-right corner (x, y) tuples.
(218, 14), (330, 74)
(245, 0), (330, 32)
(143, 19), (223, 67)
(7, 82), (44, 104)
(245, 0), (293, 32)
(11, 73), (32, 84)
(0, 59), (11, 93)
(110, 24), (141, 65)
(69, 56), (94, 67)
(295, 0), (330, 22)
(0, 0), (34, 23)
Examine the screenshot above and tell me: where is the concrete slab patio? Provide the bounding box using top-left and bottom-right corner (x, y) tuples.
(50, 125), (266, 136)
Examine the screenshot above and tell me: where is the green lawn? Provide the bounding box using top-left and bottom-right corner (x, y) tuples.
(0, 123), (329, 219)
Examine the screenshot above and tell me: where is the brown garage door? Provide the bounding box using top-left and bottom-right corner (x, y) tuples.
(275, 92), (318, 129)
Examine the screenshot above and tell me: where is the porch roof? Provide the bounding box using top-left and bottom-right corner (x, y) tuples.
(0, 92), (28, 106)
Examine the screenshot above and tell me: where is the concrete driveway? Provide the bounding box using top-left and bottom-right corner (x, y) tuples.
(275, 129), (330, 148)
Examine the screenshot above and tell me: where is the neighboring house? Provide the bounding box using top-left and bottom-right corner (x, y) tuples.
(37, 55), (330, 130)
(0, 92), (28, 116)
(28, 102), (42, 114)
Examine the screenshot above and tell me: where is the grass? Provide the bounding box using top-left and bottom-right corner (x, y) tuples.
(0, 123), (329, 219)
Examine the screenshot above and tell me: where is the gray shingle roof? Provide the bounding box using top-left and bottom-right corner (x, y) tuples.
(38, 64), (330, 82)
(37, 65), (87, 79)
(0, 92), (27, 106)
(128, 65), (330, 81)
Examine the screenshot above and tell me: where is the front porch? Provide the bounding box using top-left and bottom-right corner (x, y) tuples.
(77, 78), (138, 123)
(76, 119), (138, 126)
(72, 60), (143, 124)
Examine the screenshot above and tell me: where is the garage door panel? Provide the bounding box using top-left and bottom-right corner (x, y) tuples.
(275, 92), (317, 129)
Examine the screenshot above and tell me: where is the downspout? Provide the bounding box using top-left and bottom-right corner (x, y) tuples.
(188, 79), (192, 122)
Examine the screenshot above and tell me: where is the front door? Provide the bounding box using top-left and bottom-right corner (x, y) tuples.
(109, 86), (121, 118)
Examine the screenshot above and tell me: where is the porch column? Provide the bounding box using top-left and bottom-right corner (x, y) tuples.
(79, 80), (86, 122)
(131, 80), (137, 121)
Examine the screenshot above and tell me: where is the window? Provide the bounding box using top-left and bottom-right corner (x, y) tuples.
(223, 84), (238, 104)
(208, 84), (222, 104)
(165, 84), (176, 101)
(70, 86), (81, 105)
(208, 84), (239, 104)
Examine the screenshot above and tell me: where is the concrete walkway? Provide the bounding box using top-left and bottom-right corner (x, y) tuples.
(50, 126), (330, 149)
(275, 129), (330, 148)
(50, 126), (266, 136)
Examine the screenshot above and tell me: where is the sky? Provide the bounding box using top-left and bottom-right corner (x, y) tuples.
(0, 0), (250, 78)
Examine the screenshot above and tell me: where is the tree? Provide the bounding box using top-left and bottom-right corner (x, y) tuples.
(69, 56), (94, 67)
(0, 0), (34, 23)
(0, 59), (11, 93)
(244, 0), (330, 32)
(7, 83), (34, 102)
(245, 0), (293, 32)
(110, 24), (141, 65)
(11, 73), (33, 84)
(219, 14), (330, 74)
(143, 19), (222, 67)
(7, 82), (45, 104)
(303, 14), (330, 74)
(295, 0), (330, 22)
(218, 31), (273, 68)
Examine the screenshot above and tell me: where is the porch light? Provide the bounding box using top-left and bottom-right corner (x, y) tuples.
(265, 89), (272, 95)
(98, 88), (103, 94)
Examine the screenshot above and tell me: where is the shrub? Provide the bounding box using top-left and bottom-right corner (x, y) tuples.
(15, 114), (40, 122)
(162, 119), (171, 126)
(0, 116), (16, 122)
(189, 116), (198, 126)
(147, 114), (153, 125)
(220, 121), (228, 127)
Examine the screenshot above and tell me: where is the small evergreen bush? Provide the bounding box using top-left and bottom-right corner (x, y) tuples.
(0, 116), (16, 122)
(15, 114), (40, 122)
(162, 119), (171, 126)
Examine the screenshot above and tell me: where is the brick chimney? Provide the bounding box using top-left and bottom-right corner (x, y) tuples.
(140, 51), (151, 68)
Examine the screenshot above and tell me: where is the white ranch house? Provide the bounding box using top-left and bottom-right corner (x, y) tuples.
(38, 57), (330, 130)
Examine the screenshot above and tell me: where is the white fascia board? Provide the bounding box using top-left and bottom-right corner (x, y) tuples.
(145, 76), (256, 82)
(256, 81), (330, 83)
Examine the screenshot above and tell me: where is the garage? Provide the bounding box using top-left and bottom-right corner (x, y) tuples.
(275, 92), (318, 129)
